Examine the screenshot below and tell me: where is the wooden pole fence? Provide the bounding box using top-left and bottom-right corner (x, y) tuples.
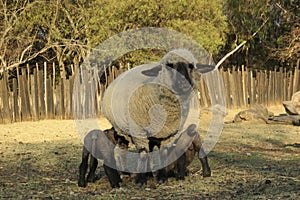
(0, 61), (300, 123)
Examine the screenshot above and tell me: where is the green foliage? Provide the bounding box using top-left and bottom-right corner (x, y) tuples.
(86, 0), (228, 53)
(82, 0), (228, 65)
(1, 0), (298, 70)
(224, 0), (299, 68)
(1, 0), (229, 69)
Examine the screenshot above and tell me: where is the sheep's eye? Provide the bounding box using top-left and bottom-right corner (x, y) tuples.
(166, 63), (174, 69)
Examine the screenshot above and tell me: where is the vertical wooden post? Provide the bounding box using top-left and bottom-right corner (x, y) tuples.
(64, 79), (71, 118)
(263, 70), (268, 105)
(12, 78), (20, 122)
(71, 64), (74, 75)
(31, 71), (38, 121)
(244, 67), (250, 106)
(109, 65), (113, 84)
(293, 64), (299, 94)
(279, 68), (283, 103)
(249, 70), (253, 105)
(288, 71), (293, 100)
(98, 82), (103, 114)
(222, 69), (231, 108)
(0, 76), (3, 124)
(256, 71), (261, 104)
(37, 63), (45, 118)
(274, 68), (280, 105)
(228, 68), (234, 108)
(53, 63), (56, 89)
(199, 76), (208, 107)
(246, 69), (251, 106)
(47, 78), (54, 119)
(104, 66), (108, 88)
(19, 68), (31, 121)
(272, 70), (276, 104)
(241, 65), (247, 107)
(44, 62), (48, 118)
(60, 79), (65, 119)
(27, 64), (30, 93)
(267, 71), (272, 105)
(62, 78), (67, 118)
(16, 65), (20, 119)
(0, 72), (11, 123)
(236, 67), (242, 107)
(34, 66), (40, 119)
(282, 68), (287, 101)
(69, 74), (75, 118)
(112, 66), (116, 81)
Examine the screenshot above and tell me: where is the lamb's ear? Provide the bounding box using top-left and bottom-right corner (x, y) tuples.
(196, 64), (215, 74)
(141, 65), (162, 77)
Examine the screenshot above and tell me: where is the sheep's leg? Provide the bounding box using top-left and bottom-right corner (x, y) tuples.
(199, 148), (211, 177)
(147, 140), (158, 179)
(135, 173), (147, 188)
(148, 138), (168, 184)
(87, 154), (98, 183)
(103, 164), (121, 188)
(78, 146), (89, 187)
(135, 148), (149, 187)
(176, 152), (187, 180)
(148, 138), (162, 179)
(156, 146), (168, 184)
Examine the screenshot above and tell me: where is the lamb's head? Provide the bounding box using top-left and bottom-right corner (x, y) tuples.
(141, 49), (214, 95)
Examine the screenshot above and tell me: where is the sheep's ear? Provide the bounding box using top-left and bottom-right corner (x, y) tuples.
(196, 64), (215, 74)
(141, 65), (162, 77)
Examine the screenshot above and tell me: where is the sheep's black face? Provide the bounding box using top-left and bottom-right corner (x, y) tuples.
(141, 62), (194, 95)
(166, 62), (194, 90)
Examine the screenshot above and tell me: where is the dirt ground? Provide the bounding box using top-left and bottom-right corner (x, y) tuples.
(0, 106), (299, 199)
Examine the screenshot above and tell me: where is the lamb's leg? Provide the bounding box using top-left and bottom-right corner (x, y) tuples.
(157, 168), (167, 184)
(199, 148), (211, 177)
(176, 152), (187, 180)
(103, 164), (121, 188)
(78, 146), (89, 187)
(192, 133), (211, 177)
(87, 154), (98, 183)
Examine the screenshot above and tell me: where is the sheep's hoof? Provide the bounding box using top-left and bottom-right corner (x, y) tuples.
(185, 169), (190, 176)
(111, 182), (120, 188)
(135, 173), (147, 188)
(87, 175), (97, 183)
(158, 179), (168, 185)
(136, 182), (146, 188)
(78, 179), (87, 188)
(202, 169), (211, 177)
(176, 176), (185, 181)
(146, 172), (154, 179)
(158, 177), (168, 184)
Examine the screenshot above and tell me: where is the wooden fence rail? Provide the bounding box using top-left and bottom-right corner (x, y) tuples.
(0, 62), (299, 124)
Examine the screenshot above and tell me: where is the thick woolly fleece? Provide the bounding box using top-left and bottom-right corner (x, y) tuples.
(101, 62), (199, 152)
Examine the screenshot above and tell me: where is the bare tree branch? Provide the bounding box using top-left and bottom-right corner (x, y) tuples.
(216, 18), (269, 68)
(5, 45), (54, 70)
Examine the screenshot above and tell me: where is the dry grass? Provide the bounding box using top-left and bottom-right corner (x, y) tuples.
(0, 106), (299, 199)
